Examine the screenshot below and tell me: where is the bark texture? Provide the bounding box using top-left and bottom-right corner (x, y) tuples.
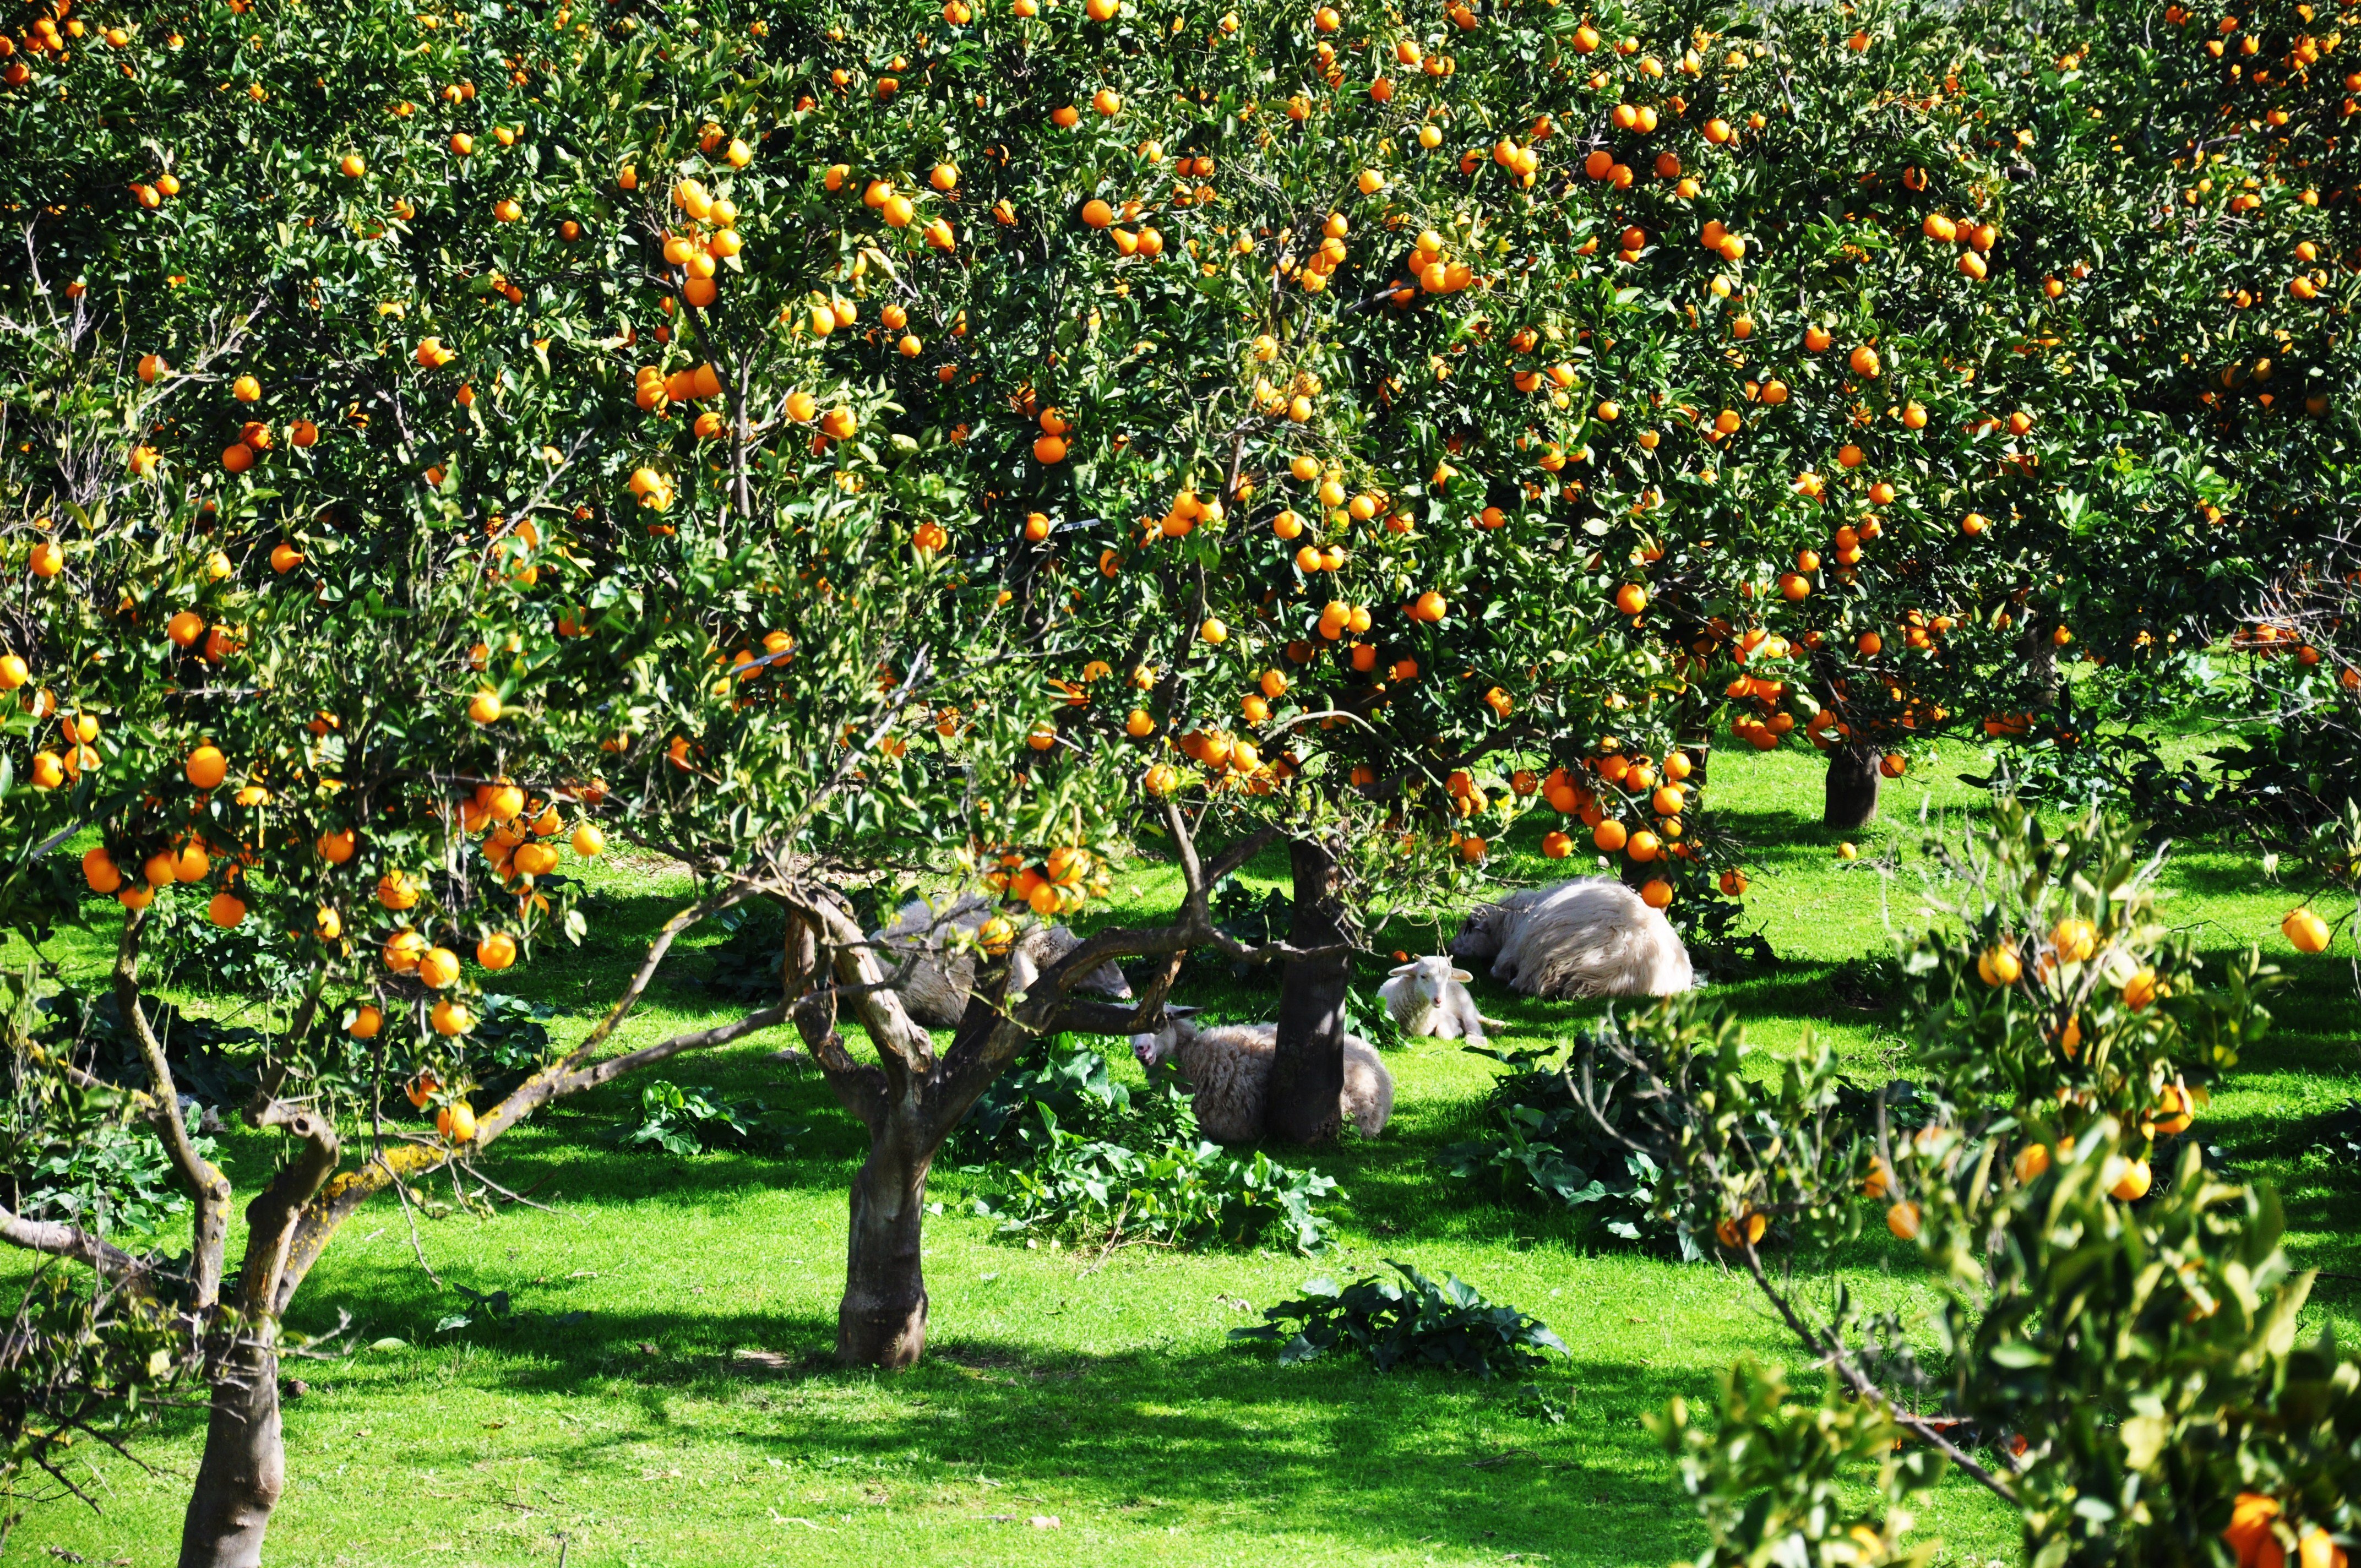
(1266, 837), (1349, 1145)
(1824, 742), (1884, 830)
(178, 1337), (283, 1568)
(836, 1123), (934, 1366)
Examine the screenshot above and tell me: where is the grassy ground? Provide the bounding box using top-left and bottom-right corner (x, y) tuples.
(9, 739), (2359, 1568)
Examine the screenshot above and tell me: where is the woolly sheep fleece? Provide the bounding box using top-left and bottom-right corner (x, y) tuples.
(1129, 1018), (1392, 1142)
(1448, 877), (1695, 998)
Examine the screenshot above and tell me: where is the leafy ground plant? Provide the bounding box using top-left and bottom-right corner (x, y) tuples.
(1440, 1037), (1699, 1257)
(964, 1039), (1339, 1254)
(1233, 1261), (1568, 1379)
(975, 1107), (1339, 1256)
(614, 1081), (798, 1159)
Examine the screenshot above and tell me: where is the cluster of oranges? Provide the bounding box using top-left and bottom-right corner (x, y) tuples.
(1079, 194), (1168, 261)
(211, 374), (320, 473)
(461, 776), (606, 888)
(2222, 1492), (2348, 1568)
(977, 842), (1113, 918)
(1971, 914), (2167, 1017)
(1525, 746), (1697, 906)
(660, 178), (748, 309)
(79, 828), (246, 923)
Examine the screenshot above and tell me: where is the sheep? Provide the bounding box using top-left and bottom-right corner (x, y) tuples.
(1128, 1014), (1392, 1142)
(870, 895), (1133, 1030)
(1378, 955), (1505, 1046)
(1448, 877), (1694, 999)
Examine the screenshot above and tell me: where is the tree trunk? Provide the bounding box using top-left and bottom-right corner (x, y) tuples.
(1267, 837), (1348, 1145)
(178, 1336), (284, 1568)
(2023, 618), (2061, 709)
(837, 1113), (934, 1368)
(1825, 742), (1883, 830)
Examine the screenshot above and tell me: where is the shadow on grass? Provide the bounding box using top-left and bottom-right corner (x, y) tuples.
(270, 1296), (1717, 1564)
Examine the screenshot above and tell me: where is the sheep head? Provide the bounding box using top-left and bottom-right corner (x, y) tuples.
(1128, 1010), (1199, 1070)
(1389, 953), (1473, 1004)
(1447, 905), (1508, 963)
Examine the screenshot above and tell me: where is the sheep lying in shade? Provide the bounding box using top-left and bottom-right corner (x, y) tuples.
(1448, 877), (1694, 999)
(1379, 955), (1504, 1046)
(1128, 1015), (1393, 1142)
(870, 895), (1133, 1030)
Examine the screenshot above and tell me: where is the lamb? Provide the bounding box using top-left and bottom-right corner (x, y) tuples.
(870, 894), (1133, 1030)
(1448, 877), (1694, 999)
(1128, 1014), (1392, 1142)
(1378, 954), (1505, 1046)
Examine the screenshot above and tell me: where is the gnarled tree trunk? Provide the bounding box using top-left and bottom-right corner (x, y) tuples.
(1825, 742), (1883, 830)
(1267, 837), (1349, 1145)
(837, 1114), (935, 1367)
(178, 1335), (284, 1568)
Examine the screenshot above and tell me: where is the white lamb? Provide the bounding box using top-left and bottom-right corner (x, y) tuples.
(871, 895), (1133, 1030)
(1448, 877), (1694, 999)
(1378, 955), (1504, 1046)
(1128, 1014), (1393, 1142)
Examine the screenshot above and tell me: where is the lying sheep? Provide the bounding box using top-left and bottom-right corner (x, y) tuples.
(1128, 1014), (1392, 1142)
(871, 895), (1133, 1030)
(1379, 955), (1505, 1046)
(1448, 877), (1694, 999)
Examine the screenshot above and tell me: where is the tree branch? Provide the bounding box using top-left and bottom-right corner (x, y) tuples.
(0, 1201), (156, 1288)
(236, 1103), (340, 1320)
(110, 911), (229, 1311)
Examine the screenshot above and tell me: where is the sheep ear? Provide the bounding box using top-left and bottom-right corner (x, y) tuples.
(1451, 968), (1473, 983)
(1388, 963), (1417, 976)
(1165, 1004), (1204, 1017)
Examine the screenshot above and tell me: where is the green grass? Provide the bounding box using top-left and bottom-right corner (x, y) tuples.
(10, 740), (2360, 1568)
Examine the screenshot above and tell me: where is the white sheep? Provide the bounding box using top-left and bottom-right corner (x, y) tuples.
(1378, 955), (1504, 1046)
(1128, 1014), (1392, 1142)
(1448, 877), (1694, 999)
(871, 895), (1133, 1030)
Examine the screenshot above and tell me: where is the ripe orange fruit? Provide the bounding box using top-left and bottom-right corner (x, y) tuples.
(1976, 943), (2022, 986)
(185, 744), (227, 789)
(208, 891), (248, 928)
(350, 1004), (383, 1039)
(1886, 1201), (1921, 1239)
(467, 690), (503, 724)
(231, 374), (260, 402)
(571, 823), (606, 858)
(377, 870), (420, 911)
(2284, 907), (2331, 953)
(476, 932), (518, 970)
(1640, 879), (1673, 908)
(82, 847), (122, 892)
(1847, 344), (1881, 378)
(2104, 1156), (2152, 1201)
(436, 1097), (477, 1136)
(29, 541), (63, 577)
(418, 947), (462, 989)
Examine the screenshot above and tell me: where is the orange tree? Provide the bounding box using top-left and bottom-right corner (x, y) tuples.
(0, 0), (1186, 1554)
(774, 0), (1830, 1140)
(1591, 0), (2345, 830)
(1587, 807), (2348, 1567)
